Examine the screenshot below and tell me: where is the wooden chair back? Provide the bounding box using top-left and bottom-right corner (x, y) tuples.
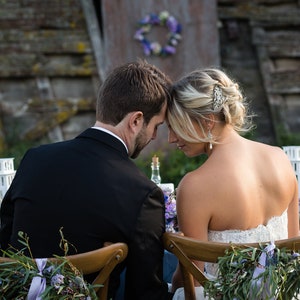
(163, 232), (300, 300)
(66, 242), (128, 299)
(0, 242), (128, 300)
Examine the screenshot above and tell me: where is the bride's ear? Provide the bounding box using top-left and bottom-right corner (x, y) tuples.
(204, 114), (216, 130)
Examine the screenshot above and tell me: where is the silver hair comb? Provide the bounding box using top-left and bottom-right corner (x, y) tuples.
(213, 85), (225, 111)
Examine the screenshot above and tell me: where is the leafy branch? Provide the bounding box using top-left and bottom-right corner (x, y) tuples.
(204, 242), (300, 299)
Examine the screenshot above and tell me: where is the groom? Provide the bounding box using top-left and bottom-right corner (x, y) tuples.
(0, 60), (173, 300)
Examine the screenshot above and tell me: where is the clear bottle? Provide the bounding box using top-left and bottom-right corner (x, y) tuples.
(151, 155), (161, 185)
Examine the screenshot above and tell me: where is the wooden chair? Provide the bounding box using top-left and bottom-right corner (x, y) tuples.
(0, 242), (128, 300)
(163, 232), (300, 300)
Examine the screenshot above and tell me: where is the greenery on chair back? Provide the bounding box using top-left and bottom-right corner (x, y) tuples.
(204, 242), (300, 300)
(0, 230), (98, 299)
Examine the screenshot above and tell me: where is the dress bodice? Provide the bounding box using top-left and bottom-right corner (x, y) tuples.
(173, 210), (289, 300)
(205, 210), (288, 276)
(208, 210), (288, 243)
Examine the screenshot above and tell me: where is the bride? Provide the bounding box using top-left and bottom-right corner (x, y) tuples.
(166, 68), (299, 299)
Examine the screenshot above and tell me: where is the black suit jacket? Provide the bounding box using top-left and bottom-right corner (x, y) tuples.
(0, 128), (170, 299)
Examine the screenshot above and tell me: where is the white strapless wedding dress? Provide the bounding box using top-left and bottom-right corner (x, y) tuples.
(173, 210), (288, 300)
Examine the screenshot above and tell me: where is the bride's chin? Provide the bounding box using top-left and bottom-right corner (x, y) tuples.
(184, 151), (195, 158)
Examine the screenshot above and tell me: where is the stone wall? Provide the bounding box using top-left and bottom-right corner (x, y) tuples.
(0, 0), (99, 153)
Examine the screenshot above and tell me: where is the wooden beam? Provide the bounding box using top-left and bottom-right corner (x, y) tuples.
(0, 54), (97, 77)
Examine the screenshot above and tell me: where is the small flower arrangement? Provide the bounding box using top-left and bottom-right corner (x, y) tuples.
(0, 230), (98, 299)
(134, 11), (182, 57)
(204, 242), (300, 299)
(164, 189), (178, 233)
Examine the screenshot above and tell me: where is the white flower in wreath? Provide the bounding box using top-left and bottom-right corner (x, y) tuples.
(151, 42), (162, 55)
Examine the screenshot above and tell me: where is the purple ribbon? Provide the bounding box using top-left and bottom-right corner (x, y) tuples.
(250, 242), (276, 299)
(27, 258), (47, 300)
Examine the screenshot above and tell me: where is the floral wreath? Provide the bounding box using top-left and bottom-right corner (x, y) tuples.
(134, 11), (182, 57)
(204, 242), (300, 299)
(0, 230), (98, 299)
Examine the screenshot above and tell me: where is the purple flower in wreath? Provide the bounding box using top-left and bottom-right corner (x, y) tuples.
(149, 13), (160, 25)
(134, 28), (145, 41)
(166, 16), (179, 33)
(164, 45), (176, 55)
(51, 273), (65, 289)
(140, 14), (151, 25)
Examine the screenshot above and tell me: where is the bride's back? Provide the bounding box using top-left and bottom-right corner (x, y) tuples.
(216, 138), (294, 225)
(177, 133), (298, 238)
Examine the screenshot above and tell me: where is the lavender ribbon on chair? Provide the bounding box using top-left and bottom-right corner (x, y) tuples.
(250, 242), (276, 299)
(27, 258), (48, 300)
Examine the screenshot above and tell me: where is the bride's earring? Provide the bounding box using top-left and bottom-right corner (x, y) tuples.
(208, 129), (213, 150)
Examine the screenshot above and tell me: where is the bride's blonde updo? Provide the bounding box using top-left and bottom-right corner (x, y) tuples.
(168, 68), (253, 143)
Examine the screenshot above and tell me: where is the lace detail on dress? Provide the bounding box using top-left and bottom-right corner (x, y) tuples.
(205, 210), (288, 277)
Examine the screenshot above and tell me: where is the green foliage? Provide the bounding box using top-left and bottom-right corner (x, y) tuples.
(276, 124), (300, 146)
(0, 230), (98, 299)
(0, 122), (46, 169)
(204, 243), (300, 299)
(0, 140), (39, 169)
(135, 149), (207, 187)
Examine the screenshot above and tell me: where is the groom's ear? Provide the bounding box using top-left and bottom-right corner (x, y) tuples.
(128, 111), (144, 132)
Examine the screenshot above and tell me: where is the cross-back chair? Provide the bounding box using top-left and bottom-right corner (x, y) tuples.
(0, 242), (128, 300)
(163, 232), (300, 300)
